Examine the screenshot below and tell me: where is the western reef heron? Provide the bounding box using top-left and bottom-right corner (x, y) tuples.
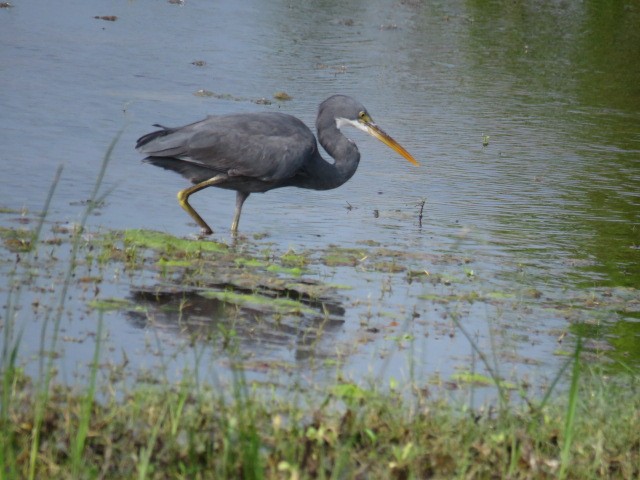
(136, 95), (419, 236)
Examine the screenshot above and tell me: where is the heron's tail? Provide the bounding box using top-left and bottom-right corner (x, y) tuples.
(135, 124), (173, 150)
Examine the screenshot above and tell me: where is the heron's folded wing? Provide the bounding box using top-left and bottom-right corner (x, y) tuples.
(185, 113), (317, 182)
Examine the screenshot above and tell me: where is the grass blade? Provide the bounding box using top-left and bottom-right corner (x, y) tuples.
(559, 337), (582, 480)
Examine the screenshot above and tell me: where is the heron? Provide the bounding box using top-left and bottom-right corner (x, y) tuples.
(136, 94), (419, 236)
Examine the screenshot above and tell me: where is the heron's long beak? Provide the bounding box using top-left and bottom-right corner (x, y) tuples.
(359, 117), (420, 166)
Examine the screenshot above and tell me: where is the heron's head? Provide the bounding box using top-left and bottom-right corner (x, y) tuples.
(319, 95), (419, 166)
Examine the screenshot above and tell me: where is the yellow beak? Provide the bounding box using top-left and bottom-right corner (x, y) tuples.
(360, 118), (420, 166)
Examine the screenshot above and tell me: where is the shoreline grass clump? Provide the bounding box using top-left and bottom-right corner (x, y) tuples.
(0, 362), (638, 479)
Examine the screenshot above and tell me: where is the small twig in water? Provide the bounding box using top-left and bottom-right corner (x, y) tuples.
(417, 199), (426, 227)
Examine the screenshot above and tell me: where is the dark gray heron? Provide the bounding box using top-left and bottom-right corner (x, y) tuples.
(136, 95), (419, 236)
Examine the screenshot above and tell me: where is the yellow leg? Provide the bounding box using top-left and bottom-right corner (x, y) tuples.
(231, 191), (250, 233)
(176, 174), (228, 236)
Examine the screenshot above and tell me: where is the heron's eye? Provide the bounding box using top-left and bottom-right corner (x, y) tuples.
(358, 111), (366, 119)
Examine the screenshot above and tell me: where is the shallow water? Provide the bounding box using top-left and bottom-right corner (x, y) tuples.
(1, 0), (639, 398)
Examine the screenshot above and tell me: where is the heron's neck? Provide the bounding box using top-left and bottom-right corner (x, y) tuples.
(302, 119), (360, 191)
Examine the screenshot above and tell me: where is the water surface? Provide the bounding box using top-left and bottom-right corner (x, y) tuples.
(1, 0), (638, 397)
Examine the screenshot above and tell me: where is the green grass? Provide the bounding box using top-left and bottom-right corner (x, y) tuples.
(69, 315), (104, 477)
(200, 290), (316, 315)
(0, 363), (638, 479)
(123, 228), (228, 254)
(559, 337), (582, 480)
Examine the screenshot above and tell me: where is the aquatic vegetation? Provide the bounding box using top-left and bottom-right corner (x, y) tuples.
(450, 371), (517, 390)
(0, 226), (33, 253)
(200, 290), (316, 316)
(123, 228), (227, 255)
(87, 297), (140, 312)
(279, 250), (309, 268)
(321, 246), (367, 266)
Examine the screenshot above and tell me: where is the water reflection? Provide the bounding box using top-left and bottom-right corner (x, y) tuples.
(439, 0), (640, 289)
(127, 288), (345, 362)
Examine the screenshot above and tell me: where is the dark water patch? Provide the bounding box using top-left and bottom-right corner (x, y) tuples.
(127, 288), (344, 363)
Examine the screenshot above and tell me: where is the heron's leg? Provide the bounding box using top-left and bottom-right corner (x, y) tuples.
(231, 191), (250, 233)
(177, 174), (228, 236)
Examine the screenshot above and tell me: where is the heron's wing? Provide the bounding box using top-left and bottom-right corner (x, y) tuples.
(136, 112), (317, 183)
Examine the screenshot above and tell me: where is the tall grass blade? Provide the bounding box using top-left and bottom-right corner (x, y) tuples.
(230, 365), (262, 480)
(3, 164), (63, 378)
(27, 130), (120, 480)
(559, 337), (582, 480)
(0, 163), (64, 480)
(30, 164), (64, 250)
(71, 313), (104, 475)
(137, 403), (168, 480)
(450, 314), (508, 407)
(536, 353), (573, 411)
